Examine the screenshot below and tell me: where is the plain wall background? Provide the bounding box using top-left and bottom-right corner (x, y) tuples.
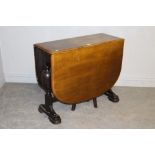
(0, 45), (5, 88)
(0, 26), (155, 87)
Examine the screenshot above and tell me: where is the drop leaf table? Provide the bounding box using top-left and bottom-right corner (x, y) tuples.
(34, 33), (124, 124)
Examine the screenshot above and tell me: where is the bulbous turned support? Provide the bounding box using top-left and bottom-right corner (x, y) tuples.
(38, 65), (61, 124)
(104, 89), (119, 102)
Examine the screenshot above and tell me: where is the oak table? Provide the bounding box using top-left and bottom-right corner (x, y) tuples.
(34, 33), (124, 124)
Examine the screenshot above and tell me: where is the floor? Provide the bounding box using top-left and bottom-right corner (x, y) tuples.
(0, 83), (155, 129)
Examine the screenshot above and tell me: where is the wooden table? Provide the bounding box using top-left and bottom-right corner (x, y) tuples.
(34, 33), (124, 124)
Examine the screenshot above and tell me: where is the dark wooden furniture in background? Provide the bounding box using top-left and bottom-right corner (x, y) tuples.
(34, 33), (124, 124)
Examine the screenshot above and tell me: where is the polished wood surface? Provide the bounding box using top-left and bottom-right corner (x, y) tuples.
(34, 33), (124, 104)
(34, 33), (124, 124)
(34, 33), (122, 54)
(51, 39), (124, 104)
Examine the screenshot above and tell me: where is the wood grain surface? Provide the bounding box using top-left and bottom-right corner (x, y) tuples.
(51, 39), (124, 104)
(34, 33), (122, 54)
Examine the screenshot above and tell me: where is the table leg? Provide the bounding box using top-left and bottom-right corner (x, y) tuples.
(38, 65), (61, 124)
(38, 92), (61, 124)
(93, 98), (97, 108)
(71, 104), (76, 111)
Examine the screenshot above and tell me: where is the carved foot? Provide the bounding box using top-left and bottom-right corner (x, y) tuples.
(104, 89), (119, 102)
(38, 104), (61, 124)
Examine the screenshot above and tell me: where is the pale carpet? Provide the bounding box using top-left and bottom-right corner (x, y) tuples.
(0, 83), (155, 128)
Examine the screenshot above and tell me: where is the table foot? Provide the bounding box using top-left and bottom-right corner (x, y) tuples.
(38, 104), (61, 124)
(104, 89), (119, 102)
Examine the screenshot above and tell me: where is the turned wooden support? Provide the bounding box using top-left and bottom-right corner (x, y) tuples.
(38, 65), (61, 124)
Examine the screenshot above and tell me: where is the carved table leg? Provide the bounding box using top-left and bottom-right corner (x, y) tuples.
(93, 98), (97, 108)
(38, 65), (61, 124)
(104, 89), (119, 102)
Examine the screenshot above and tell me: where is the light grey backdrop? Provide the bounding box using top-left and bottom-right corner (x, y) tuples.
(0, 47), (4, 88)
(0, 26), (155, 87)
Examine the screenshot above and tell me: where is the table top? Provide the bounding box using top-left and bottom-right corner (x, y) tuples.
(34, 33), (123, 54)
